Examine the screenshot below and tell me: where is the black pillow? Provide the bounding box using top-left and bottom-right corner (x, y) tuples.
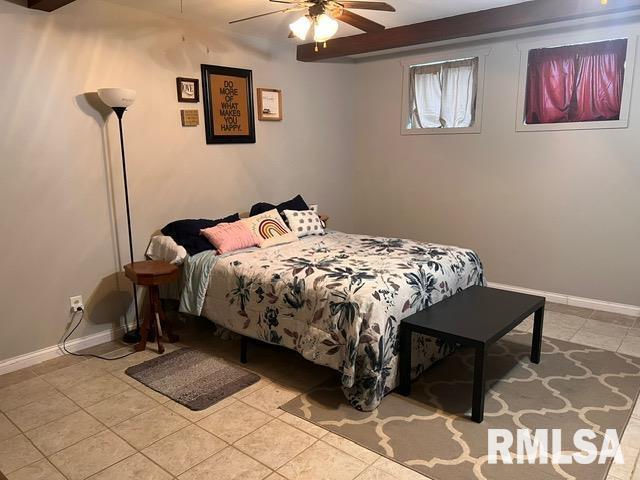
(161, 213), (240, 256)
(249, 194), (309, 217)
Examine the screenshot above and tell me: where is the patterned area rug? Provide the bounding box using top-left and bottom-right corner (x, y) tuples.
(282, 332), (640, 480)
(126, 348), (259, 410)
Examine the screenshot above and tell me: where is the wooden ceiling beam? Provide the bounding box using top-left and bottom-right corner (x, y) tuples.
(297, 0), (640, 61)
(27, 0), (77, 12)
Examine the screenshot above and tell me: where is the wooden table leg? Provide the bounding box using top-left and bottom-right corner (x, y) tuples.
(472, 344), (487, 423)
(531, 306), (544, 364)
(134, 289), (152, 352)
(157, 299), (179, 343)
(398, 325), (412, 396)
(149, 286), (165, 354)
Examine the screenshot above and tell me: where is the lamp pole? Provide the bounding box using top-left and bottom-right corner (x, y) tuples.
(113, 107), (141, 344)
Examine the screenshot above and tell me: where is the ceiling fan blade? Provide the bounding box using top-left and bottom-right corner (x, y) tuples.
(270, 0), (315, 5)
(338, 1), (395, 12)
(336, 9), (385, 32)
(229, 9), (289, 24)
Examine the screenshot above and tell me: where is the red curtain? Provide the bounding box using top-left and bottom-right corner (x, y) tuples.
(526, 47), (577, 124)
(574, 40), (627, 121)
(525, 39), (627, 124)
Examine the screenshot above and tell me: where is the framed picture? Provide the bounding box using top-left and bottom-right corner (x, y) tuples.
(201, 64), (256, 144)
(176, 77), (199, 103)
(257, 88), (283, 121)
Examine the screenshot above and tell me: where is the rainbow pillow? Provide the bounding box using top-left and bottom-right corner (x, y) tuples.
(243, 209), (298, 248)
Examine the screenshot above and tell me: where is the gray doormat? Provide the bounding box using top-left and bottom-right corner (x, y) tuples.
(126, 348), (260, 410)
(282, 331), (640, 480)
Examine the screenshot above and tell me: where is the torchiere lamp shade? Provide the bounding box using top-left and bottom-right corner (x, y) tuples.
(97, 88), (136, 108)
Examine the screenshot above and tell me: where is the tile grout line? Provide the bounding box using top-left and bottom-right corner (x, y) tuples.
(138, 447), (196, 480)
(0, 410), (57, 477)
(153, 412), (279, 479)
(34, 366), (176, 480)
(317, 436), (380, 467)
(233, 416), (318, 476)
(234, 397), (329, 441)
(273, 436), (330, 478)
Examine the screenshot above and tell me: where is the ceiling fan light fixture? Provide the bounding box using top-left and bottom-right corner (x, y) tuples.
(313, 13), (339, 43)
(289, 15), (312, 40)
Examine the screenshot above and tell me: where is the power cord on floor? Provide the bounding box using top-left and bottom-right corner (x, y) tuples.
(62, 307), (136, 361)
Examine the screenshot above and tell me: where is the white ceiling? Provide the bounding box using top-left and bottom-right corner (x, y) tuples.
(102, 0), (531, 42)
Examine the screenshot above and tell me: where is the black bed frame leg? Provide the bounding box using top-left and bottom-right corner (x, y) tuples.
(240, 336), (248, 364)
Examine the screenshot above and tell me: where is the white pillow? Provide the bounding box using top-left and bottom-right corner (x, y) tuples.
(282, 209), (325, 237)
(145, 235), (188, 265)
(242, 209), (298, 248)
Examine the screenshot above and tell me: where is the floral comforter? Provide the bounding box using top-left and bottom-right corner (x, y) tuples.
(200, 231), (485, 411)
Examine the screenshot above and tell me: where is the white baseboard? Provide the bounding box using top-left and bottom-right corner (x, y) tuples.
(0, 325), (128, 376)
(488, 282), (640, 317)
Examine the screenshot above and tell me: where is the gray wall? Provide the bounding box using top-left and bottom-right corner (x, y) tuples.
(0, 0), (356, 361)
(352, 21), (640, 306)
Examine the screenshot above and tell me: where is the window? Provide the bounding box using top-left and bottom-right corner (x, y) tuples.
(516, 34), (636, 132)
(525, 39), (627, 124)
(409, 57), (478, 129)
(402, 48), (488, 135)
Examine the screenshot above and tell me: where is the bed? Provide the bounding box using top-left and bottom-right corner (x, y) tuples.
(173, 230), (485, 411)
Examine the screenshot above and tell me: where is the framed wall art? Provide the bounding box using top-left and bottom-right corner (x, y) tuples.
(176, 77), (199, 103)
(201, 64), (256, 144)
(257, 88), (283, 121)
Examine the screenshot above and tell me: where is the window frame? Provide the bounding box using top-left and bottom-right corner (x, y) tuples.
(400, 47), (491, 136)
(516, 32), (637, 132)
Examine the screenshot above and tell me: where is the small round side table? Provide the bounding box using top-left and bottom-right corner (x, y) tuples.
(124, 260), (179, 354)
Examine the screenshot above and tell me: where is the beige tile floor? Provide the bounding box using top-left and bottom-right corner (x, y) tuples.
(0, 304), (638, 480)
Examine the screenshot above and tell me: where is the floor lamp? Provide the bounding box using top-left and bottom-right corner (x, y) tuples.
(97, 88), (141, 344)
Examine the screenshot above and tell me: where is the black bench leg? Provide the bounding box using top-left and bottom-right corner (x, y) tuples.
(531, 306), (544, 364)
(240, 336), (248, 364)
(398, 326), (412, 396)
(472, 345), (486, 423)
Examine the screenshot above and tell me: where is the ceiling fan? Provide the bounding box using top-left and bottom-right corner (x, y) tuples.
(230, 0), (396, 50)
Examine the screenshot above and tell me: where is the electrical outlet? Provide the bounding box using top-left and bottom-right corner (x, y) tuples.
(69, 295), (84, 312)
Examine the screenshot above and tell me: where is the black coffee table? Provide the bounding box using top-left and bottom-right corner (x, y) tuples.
(398, 285), (545, 423)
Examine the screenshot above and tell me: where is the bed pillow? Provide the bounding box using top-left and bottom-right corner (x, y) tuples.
(249, 194), (309, 217)
(145, 235), (188, 265)
(282, 209), (325, 237)
(243, 209), (298, 248)
(200, 221), (259, 254)
(161, 214), (240, 256)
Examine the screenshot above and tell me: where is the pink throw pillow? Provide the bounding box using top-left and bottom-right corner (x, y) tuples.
(200, 221), (259, 254)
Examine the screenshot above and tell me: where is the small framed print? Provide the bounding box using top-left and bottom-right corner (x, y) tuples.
(176, 77), (199, 103)
(180, 109), (200, 127)
(257, 88), (282, 121)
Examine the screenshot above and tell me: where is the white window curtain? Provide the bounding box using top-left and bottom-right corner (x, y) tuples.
(410, 63), (442, 128)
(409, 57), (478, 129)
